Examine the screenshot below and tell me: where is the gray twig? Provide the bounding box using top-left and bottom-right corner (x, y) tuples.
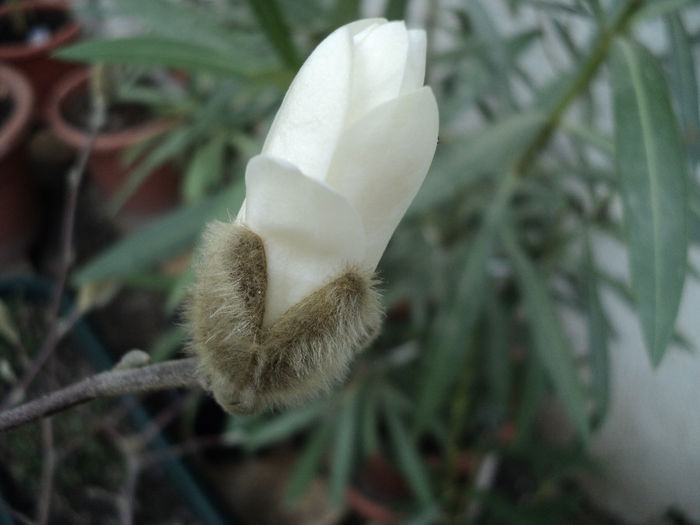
(0, 358), (201, 432)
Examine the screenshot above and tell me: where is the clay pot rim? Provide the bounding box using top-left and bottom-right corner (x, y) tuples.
(0, 1), (81, 62)
(0, 64), (34, 161)
(46, 69), (176, 153)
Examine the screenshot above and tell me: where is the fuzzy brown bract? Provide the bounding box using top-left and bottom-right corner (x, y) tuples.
(186, 221), (384, 415)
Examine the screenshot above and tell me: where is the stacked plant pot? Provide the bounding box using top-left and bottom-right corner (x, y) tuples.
(0, 0), (81, 118)
(47, 69), (180, 226)
(0, 63), (36, 266)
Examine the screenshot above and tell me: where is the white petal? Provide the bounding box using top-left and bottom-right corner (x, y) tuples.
(401, 29), (426, 94)
(261, 25), (353, 182)
(326, 87), (439, 270)
(244, 155), (366, 325)
(347, 21), (409, 124)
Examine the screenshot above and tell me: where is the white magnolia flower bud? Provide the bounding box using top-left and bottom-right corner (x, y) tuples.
(188, 19), (439, 414)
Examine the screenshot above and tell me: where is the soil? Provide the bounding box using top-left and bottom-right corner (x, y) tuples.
(61, 87), (153, 134)
(0, 8), (70, 45)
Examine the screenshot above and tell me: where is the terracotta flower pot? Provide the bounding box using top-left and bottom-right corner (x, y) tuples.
(46, 69), (180, 219)
(0, 64), (37, 266)
(0, 0), (81, 118)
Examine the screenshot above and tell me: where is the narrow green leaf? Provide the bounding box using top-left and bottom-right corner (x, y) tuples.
(665, 13), (700, 166)
(109, 127), (188, 215)
(72, 181), (245, 285)
(561, 120), (615, 155)
(165, 265), (194, 315)
(414, 172), (518, 433)
(331, 0), (360, 26)
(518, 0), (590, 16)
(111, 83), (240, 213)
(107, 0), (258, 53)
(247, 0), (300, 68)
(56, 36), (276, 78)
(552, 19), (582, 61)
(635, 0), (695, 21)
(399, 507), (441, 525)
(0, 301), (20, 347)
(409, 112), (543, 218)
(150, 326), (186, 362)
(503, 229), (589, 439)
(610, 38), (689, 366)
(285, 416), (335, 504)
(245, 401), (326, 451)
(462, 1), (518, 109)
(584, 0), (604, 20)
(583, 239), (610, 428)
(384, 398), (434, 508)
(514, 358), (547, 445)
(183, 135), (227, 203)
(486, 293), (510, 420)
(385, 0), (409, 19)
(360, 385), (379, 456)
(330, 391), (358, 506)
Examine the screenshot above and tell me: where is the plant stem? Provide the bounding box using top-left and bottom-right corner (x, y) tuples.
(0, 358), (200, 432)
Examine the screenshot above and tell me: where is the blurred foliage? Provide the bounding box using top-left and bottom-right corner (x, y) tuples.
(56, 0), (700, 522)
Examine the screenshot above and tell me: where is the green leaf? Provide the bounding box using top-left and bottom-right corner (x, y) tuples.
(514, 358), (548, 445)
(414, 172), (518, 433)
(244, 401), (326, 451)
(503, 229), (589, 440)
(0, 301), (20, 347)
(109, 126), (187, 214)
(583, 239), (610, 428)
(384, 398), (434, 508)
(409, 112), (544, 218)
(72, 181), (245, 285)
(518, 0), (590, 16)
(285, 416), (335, 503)
(552, 19), (582, 61)
(56, 36), (276, 79)
(610, 38), (689, 367)
(385, 0), (409, 19)
(360, 384), (380, 456)
(330, 0), (361, 26)
(665, 13), (700, 166)
(113, 82), (244, 213)
(561, 120), (615, 155)
(486, 293), (510, 420)
(635, 0), (695, 21)
(150, 326), (186, 362)
(247, 0), (300, 68)
(399, 507), (441, 525)
(183, 135), (227, 203)
(107, 0), (260, 53)
(462, 1), (518, 110)
(330, 390), (358, 506)
(165, 265), (194, 315)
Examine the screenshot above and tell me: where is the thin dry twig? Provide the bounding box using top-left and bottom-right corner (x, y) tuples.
(0, 358), (200, 432)
(117, 443), (140, 525)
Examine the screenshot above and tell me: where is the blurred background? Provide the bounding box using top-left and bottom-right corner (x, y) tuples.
(1, 0), (699, 523)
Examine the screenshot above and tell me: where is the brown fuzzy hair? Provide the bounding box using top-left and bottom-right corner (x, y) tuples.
(186, 221), (384, 415)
